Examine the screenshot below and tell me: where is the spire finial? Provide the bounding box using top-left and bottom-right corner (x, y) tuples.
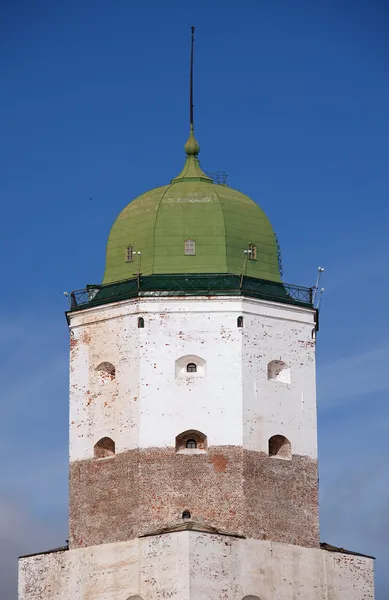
(184, 26), (200, 156)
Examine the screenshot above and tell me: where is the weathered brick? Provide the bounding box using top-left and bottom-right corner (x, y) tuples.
(69, 446), (318, 549)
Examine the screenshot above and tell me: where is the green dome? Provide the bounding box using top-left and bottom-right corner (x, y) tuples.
(103, 129), (281, 285)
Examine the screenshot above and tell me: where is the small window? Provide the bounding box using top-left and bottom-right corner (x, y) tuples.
(248, 243), (257, 260)
(126, 245), (133, 262)
(182, 510), (191, 519)
(268, 435), (292, 460)
(138, 317), (144, 328)
(237, 316), (244, 328)
(176, 429), (207, 453)
(96, 362), (116, 381)
(94, 437), (115, 459)
(267, 360), (290, 384)
(184, 238), (196, 255)
(175, 355), (205, 378)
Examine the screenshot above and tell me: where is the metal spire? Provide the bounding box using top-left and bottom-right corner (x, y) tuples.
(184, 26), (200, 157)
(190, 25), (195, 127)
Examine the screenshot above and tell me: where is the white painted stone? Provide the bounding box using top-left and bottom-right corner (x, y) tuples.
(18, 532), (375, 600)
(68, 296), (317, 462)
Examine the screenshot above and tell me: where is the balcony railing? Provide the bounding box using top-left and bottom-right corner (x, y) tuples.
(68, 274), (313, 312)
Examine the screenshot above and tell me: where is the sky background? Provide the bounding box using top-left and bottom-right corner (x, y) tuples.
(1, 0), (389, 598)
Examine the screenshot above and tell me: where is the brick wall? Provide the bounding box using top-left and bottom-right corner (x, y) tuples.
(69, 446), (319, 549)
(243, 450), (319, 547)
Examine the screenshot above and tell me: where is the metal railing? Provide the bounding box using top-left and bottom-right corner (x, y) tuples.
(68, 274), (313, 312)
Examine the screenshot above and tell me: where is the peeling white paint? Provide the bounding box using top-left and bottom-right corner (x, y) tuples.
(18, 532), (375, 600)
(68, 296), (317, 462)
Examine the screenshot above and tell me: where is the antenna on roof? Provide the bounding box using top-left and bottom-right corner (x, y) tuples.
(312, 266), (324, 304)
(316, 288), (325, 310)
(240, 248), (251, 288)
(190, 26), (195, 128)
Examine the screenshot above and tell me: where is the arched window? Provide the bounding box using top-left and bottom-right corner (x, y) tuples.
(126, 596), (144, 600)
(237, 316), (244, 328)
(267, 360), (290, 384)
(96, 362), (115, 381)
(182, 510), (191, 519)
(176, 430), (207, 453)
(184, 238), (196, 255)
(242, 596), (261, 600)
(138, 317), (144, 328)
(94, 437), (115, 459)
(175, 355), (205, 378)
(268, 435), (292, 460)
(126, 245), (133, 262)
(248, 243), (257, 260)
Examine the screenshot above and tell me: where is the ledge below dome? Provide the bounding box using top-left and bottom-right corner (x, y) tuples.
(67, 273), (314, 313)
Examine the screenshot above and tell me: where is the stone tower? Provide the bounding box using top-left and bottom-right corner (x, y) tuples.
(18, 33), (375, 600)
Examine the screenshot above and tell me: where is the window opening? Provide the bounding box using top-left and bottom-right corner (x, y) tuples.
(175, 355), (205, 378)
(94, 437), (115, 459)
(182, 510), (191, 519)
(126, 245), (133, 262)
(267, 360), (290, 384)
(175, 430), (207, 453)
(184, 239), (196, 255)
(138, 317), (144, 328)
(248, 243), (257, 260)
(268, 435), (292, 460)
(96, 362), (116, 381)
(237, 316), (244, 328)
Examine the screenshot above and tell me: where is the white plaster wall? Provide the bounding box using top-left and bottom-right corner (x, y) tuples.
(19, 534), (189, 600)
(241, 298), (317, 458)
(191, 534), (374, 600)
(19, 533), (375, 600)
(68, 296), (316, 462)
(137, 300), (243, 450)
(69, 307), (141, 460)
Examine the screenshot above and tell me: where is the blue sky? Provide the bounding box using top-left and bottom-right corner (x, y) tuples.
(1, 1), (389, 598)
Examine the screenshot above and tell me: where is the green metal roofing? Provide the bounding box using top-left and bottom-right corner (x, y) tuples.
(103, 129), (281, 284)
